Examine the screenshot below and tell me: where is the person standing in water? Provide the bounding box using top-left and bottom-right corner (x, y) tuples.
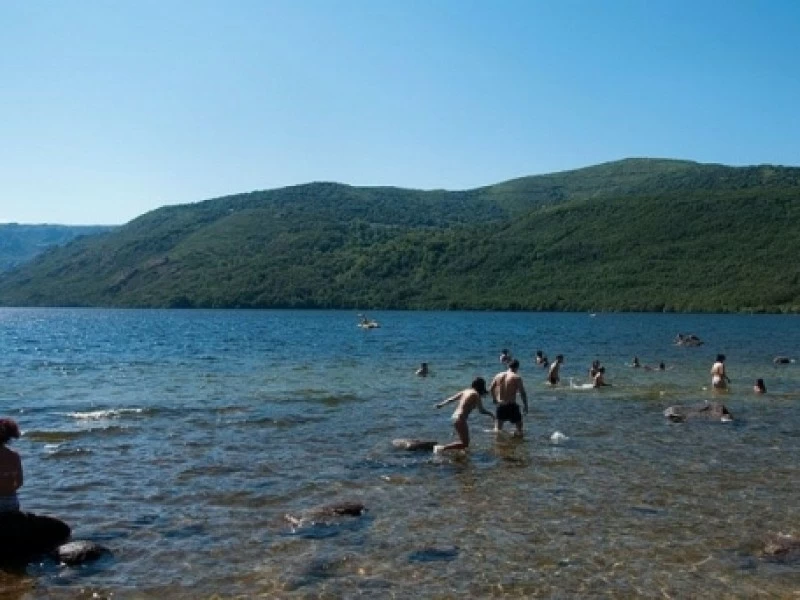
(710, 354), (731, 390)
(753, 378), (766, 394)
(0, 418), (23, 513)
(416, 362), (429, 377)
(499, 349), (512, 365)
(433, 377), (495, 453)
(548, 355), (564, 385)
(490, 359), (529, 436)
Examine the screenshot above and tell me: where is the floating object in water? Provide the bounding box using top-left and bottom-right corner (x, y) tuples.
(432, 444), (446, 454)
(550, 431), (569, 443)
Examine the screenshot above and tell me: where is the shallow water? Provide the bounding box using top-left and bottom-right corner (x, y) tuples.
(1, 308), (799, 598)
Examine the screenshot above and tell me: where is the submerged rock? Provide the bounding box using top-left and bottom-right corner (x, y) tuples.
(408, 545), (459, 563)
(285, 501), (367, 527)
(54, 540), (111, 566)
(664, 402), (733, 423)
(761, 533), (800, 563)
(0, 511), (71, 562)
(392, 438), (438, 451)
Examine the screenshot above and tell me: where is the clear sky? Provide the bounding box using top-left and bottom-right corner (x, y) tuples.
(2, 0), (799, 225)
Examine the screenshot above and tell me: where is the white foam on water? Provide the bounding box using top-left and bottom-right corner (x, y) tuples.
(550, 431), (569, 443)
(63, 408), (144, 420)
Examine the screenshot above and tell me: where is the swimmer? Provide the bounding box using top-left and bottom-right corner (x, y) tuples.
(416, 362), (429, 377)
(631, 356), (641, 368)
(534, 350), (549, 368)
(710, 354), (731, 390)
(0, 418), (23, 513)
(592, 367), (611, 387)
(753, 378), (766, 394)
(434, 377), (495, 452)
(490, 359), (529, 436)
(499, 349), (512, 365)
(589, 359), (601, 378)
(548, 354), (564, 385)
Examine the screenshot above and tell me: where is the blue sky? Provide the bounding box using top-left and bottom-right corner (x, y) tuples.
(2, 0), (798, 225)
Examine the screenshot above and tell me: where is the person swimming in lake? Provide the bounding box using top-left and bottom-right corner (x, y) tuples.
(592, 367), (611, 387)
(589, 359), (601, 378)
(433, 377), (495, 453)
(548, 355), (564, 385)
(0, 418), (23, 513)
(710, 354), (730, 390)
(754, 378), (766, 394)
(631, 356), (641, 368)
(534, 350), (549, 368)
(416, 362), (429, 377)
(499, 349), (512, 365)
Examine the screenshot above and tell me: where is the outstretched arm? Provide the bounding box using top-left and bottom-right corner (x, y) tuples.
(435, 391), (461, 409)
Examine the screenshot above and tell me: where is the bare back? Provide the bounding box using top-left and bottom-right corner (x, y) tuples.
(491, 370), (526, 405)
(0, 446), (23, 496)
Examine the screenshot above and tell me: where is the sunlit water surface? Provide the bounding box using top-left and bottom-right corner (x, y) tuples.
(0, 309), (799, 599)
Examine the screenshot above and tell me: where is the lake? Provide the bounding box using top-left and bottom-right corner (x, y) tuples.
(0, 308), (799, 598)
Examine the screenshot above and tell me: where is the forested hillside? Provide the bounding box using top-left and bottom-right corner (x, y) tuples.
(0, 224), (115, 271)
(0, 158), (798, 312)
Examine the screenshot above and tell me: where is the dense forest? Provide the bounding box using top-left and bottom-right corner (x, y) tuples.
(0, 224), (115, 271)
(0, 158), (798, 312)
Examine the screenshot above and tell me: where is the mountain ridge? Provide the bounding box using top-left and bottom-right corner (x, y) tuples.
(1, 157), (798, 312)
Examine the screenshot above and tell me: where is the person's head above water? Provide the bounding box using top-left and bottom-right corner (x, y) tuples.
(0, 419), (20, 445)
(509, 359), (520, 371)
(472, 377), (488, 395)
(716, 354), (726, 362)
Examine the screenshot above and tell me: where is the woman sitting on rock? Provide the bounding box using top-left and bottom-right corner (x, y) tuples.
(0, 418), (23, 512)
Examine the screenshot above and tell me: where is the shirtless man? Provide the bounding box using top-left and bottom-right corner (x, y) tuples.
(548, 355), (564, 385)
(0, 418), (23, 512)
(434, 377), (495, 452)
(710, 354), (730, 390)
(490, 359), (529, 436)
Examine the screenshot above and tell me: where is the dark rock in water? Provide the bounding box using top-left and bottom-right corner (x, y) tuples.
(773, 356), (792, 365)
(664, 402), (732, 423)
(53, 540), (111, 566)
(0, 511), (71, 562)
(392, 438), (438, 451)
(761, 533), (800, 563)
(285, 501), (367, 526)
(408, 545), (459, 563)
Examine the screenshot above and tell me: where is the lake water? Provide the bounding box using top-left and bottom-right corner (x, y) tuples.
(0, 308), (799, 598)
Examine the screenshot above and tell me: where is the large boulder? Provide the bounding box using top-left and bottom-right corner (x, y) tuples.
(0, 511), (71, 562)
(664, 402), (733, 423)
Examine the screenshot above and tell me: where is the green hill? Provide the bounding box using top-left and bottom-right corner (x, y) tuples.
(0, 158), (798, 312)
(0, 223), (116, 272)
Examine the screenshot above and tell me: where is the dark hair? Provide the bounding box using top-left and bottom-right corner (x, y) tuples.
(509, 359), (520, 370)
(557, 354), (564, 361)
(716, 354), (726, 362)
(472, 377), (488, 395)
(0, 419), (20, 445)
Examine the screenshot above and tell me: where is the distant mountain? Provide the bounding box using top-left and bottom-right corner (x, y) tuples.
(0, 224), (116, 271)
(0, 158), (798, 312)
